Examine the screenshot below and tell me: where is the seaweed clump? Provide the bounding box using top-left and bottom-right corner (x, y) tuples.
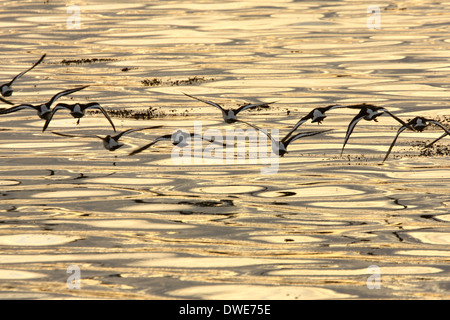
(141, 76), (215, 87)
(411, 140), (450, 157)
(89, 107), (190, 120)
(61, 58), (117, 65)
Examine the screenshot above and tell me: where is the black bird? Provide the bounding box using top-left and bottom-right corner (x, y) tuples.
(52, 126), (163, 151)
(0, 86), (88, 120)
(183, 92), (275, 124)
(283, 104), (347, 141)
(383, 116), (450, 162)
(341, 104), (413, 155)
(1, 54), (46, 97)
(244, 121), (332, 157)
(42, 102), (116, 132)
(129, 129), (228, 156)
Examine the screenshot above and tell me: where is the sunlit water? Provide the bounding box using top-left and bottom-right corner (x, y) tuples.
(0, 0), (449, 299)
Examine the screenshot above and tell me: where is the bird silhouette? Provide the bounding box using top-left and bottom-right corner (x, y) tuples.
(183, 92), (275, 124)
(383, 116), (450, 162)
(52, 126), (163, 151)
(341, 104), (413, 155)
(243, 121), (332, 157)
(283, 104), (347, 141)
(42, 102), (116, 132)
(129, 129), (228, 156)
(0, 85), (88, 120)
(0, 53), (46, 97)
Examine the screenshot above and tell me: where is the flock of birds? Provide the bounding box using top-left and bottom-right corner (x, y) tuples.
(1, 53), (450, 162)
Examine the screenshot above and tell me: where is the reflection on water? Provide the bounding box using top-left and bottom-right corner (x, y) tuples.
(0, 0), (450, 300)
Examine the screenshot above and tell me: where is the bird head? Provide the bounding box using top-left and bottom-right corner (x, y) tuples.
(172, 129), (191, 147)
(1, 85), (13, 97)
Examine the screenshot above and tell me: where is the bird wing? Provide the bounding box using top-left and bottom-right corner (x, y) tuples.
(340, 111), (366, 155)
(41, 104), (71, 132)
(113, 125), (163, 140)
(425, 132), (447, 148)
(382, 108), (415, 130)
(7, 53), (46, 86)
(235, 119), (283, 154)
(236, 119), (278, 144)
(0, 104), (38, 114)
(345, 103), (379, 110)
(0, 96), (13, 105)
(284, 129), (332, 147)
(323, 104), (348, 111)
(48, 85), (89, 107)
(51, 131), (99, 139)
(128, 135), (171, 156)
(190, 133), (230, 148)
(428, 120), (450, 137)
(183, 92), (226, 114)
(422, 120), (450, 147)
(83, 103), (116, 132)
(282, 118), (310, 143)
(382, 126), (408, 162)
(234, 101), (276, 115)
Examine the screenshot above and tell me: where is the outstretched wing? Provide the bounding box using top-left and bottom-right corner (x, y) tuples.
(236, 119), (278, 144)
(48, 85), (89, 107)
(341, 110), (366, 155)
(83, 103), (116, 132)
(423, 120), (450, 147)
(7, 53), (46, 86)
(382, 108), (415, 130)
(42, 103), (72, 132)
(322, 104), (348, 112)
(382, 126), (408, 162)
(425, 132), (447, 148)
(235, 119), (283, 155)
(128, 135), (171, 156)
(282, 117), (311, 143)
(190, 133), (230, 148)
(183, 92), (226, 114)
(113, 125), (163, 140)
(284, 129), (332, 147)
(345, 103), (379, 110)
(0, 104), (38, 115)
(234, 101), (276, 115)
(428, 120), (450, 137)
(0, 96), (13, 105)
(51, 131), (100, 139)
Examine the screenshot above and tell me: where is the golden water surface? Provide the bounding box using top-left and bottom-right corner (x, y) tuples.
(0, 0), (449, 299)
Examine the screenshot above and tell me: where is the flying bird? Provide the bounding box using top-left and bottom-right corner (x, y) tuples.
(283, 104), (347, 141)
(0, 53), (46, 97)
(383, 116), (450, 162)
(183, 92), (275, 124)
(42, 102), (116, 132)
(341, 104), (413, 155)
(243, 121), (332, 157)
(129, 129), (228, 156)
(0, 85), (89, 120)
(52, 126), (163, 151)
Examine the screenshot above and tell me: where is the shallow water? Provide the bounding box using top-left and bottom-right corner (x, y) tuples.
(0, 0), (450, 300)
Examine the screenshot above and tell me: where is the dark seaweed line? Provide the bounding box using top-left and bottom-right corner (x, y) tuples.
(141, 76), (215, 87)
(87, 107), (189, 120)
(60, 58), (118, 65)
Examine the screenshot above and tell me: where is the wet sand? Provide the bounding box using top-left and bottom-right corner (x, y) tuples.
(0, 1), (449, 299)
